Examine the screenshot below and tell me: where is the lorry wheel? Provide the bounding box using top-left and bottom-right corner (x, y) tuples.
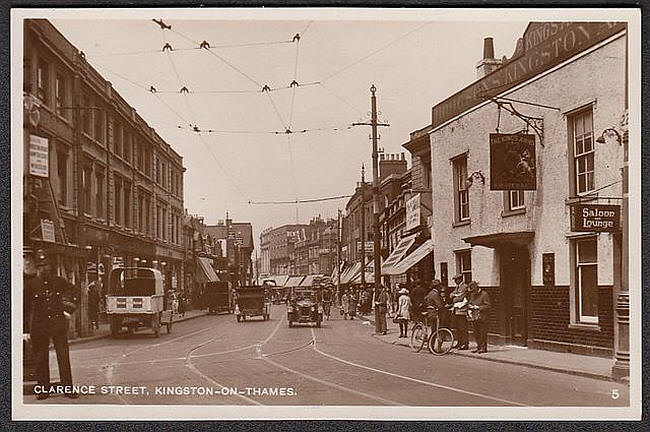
(288, 321), (293, 328)
(110, 317), (121, 338)
(237, 315), (241, 322)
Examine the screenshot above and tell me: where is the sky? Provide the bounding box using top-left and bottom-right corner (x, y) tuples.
(47, 11), (528, 244)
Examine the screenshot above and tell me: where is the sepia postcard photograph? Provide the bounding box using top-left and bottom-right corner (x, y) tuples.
(11, 7), (642, 421)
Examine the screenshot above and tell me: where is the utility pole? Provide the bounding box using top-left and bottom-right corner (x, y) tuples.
(370, 85), (382, 333)
(352, 85), (389, 334)
(336, 209), (341, 302)
(360, 164), (366, 290)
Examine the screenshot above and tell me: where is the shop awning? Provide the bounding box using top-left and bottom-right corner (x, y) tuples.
(381, 234), (417, 275)
(350, 259), (378, 284)
(197, 257), (220, 282)
(285, 275), (305, 287)
(340, 262), (361, 284)
(300, 275), (315, 287)
(384, 239), (435, 275)
(263, 275), (289, 287)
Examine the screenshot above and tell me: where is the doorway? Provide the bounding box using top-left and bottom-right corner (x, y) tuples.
(500, 244), (530, 346)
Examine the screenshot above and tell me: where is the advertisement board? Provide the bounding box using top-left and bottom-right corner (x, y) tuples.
(405, 194), (421, 231)
(29, 135), (49, 178)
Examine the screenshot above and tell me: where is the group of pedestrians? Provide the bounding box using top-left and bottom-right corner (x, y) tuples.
(391, 274), (492, 354)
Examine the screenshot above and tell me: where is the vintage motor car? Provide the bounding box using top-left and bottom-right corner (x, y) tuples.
(234, 285), (270, 322)
(106, 267), (173, 338)
(287, 288), (323, 328)
(204, 281), (233, 314)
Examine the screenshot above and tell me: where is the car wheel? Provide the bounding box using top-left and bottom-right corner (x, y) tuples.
(288, 320), (293, 328)
(237, 315), (241, 322)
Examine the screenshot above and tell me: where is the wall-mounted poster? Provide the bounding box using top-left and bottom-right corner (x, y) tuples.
(489, 133), (536, 190)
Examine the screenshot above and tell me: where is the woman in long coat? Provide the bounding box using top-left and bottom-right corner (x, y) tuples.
(396, 287), (412, 338)
(341, 291), (350, 320)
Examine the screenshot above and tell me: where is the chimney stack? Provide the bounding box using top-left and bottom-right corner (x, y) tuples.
(379, 153), (408, 182)
(476, 36), (503, 78)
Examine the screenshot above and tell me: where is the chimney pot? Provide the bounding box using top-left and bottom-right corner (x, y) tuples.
(483, 37), (495, 60)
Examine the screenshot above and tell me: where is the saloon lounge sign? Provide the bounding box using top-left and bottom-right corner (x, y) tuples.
(571, 204), (621, 232)
(432, 22), (626, 127)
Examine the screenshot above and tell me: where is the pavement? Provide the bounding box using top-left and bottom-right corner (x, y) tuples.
(68, 309), (209, 345)
(356, 312), (618, 382)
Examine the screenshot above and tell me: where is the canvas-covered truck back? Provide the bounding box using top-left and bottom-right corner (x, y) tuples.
(106, 267), (173, 337)
(235, 285), (270, 322)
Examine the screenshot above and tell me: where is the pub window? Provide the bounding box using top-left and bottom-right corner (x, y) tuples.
(570, 109), (595, 195)
(452, 154), (469, 222)
(455, 250), (472, 283)
(574, 237), (598, 323)
(56, 148), (67, 206)
(507, 190), (525, 211)
(36, 58), (50, 106)
(95, 168), (104, 219)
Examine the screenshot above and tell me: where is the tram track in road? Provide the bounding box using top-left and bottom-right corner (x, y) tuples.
(308, 327), (528, 407)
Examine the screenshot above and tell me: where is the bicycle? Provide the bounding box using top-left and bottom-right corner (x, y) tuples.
(410, 306), (455, 355)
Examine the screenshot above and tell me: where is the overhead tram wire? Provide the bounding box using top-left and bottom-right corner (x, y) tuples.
(248, 194), (352, 205)
(175, 123), (354, 135)
(195, 133), (249, 204)
(320, 21), (431, 83)
(89, 59), (191, 127)
(92, 39), (294, 57)
(161, 28), (198, 127)
(318, 82), (366, 118)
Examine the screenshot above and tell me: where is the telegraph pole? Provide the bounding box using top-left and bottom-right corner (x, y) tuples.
(352, 86), (389, 333)
(336, 209), (342, 302)
(360, 164), (366, 290)
(370, 85), (382, 333)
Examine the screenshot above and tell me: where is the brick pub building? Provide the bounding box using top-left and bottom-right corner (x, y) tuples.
(429, 22), (627, 357)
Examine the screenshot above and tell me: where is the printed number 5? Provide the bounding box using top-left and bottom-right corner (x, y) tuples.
(612, 389), (620, 399)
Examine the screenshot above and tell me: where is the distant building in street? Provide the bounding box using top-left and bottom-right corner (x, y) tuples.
(205, 215), (254, 287)
(23, 19), (185, 337)
(259, 223), (308, 277)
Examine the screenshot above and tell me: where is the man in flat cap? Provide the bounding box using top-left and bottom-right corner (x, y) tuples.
(25, 249), (79, 399)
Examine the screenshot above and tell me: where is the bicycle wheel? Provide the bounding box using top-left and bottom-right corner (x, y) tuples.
(429, 327), (454, 355)
(410, 324), (427, 353)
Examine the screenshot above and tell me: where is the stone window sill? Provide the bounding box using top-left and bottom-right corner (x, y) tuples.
(568, 323), (601, 332)
(452, 219), (471, 228)
(501, 207), (526, 218)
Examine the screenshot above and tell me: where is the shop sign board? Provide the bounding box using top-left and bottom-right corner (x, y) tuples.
(29, 135), (49, 177)
(405, 194), (421, 231)
(433, 22), (626, 127)
(40, 219), (55, 242)
(489, 133), (537, 190)
(571, 204), (620, 232)
(356, 241), (373, 254)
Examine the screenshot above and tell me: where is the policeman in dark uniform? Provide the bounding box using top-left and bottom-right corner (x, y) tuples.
(25, 249), (79, 399)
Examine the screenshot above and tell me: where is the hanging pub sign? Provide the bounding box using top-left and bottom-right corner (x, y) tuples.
(571, 204), (621, 232)
(489, 133), (537, 190)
